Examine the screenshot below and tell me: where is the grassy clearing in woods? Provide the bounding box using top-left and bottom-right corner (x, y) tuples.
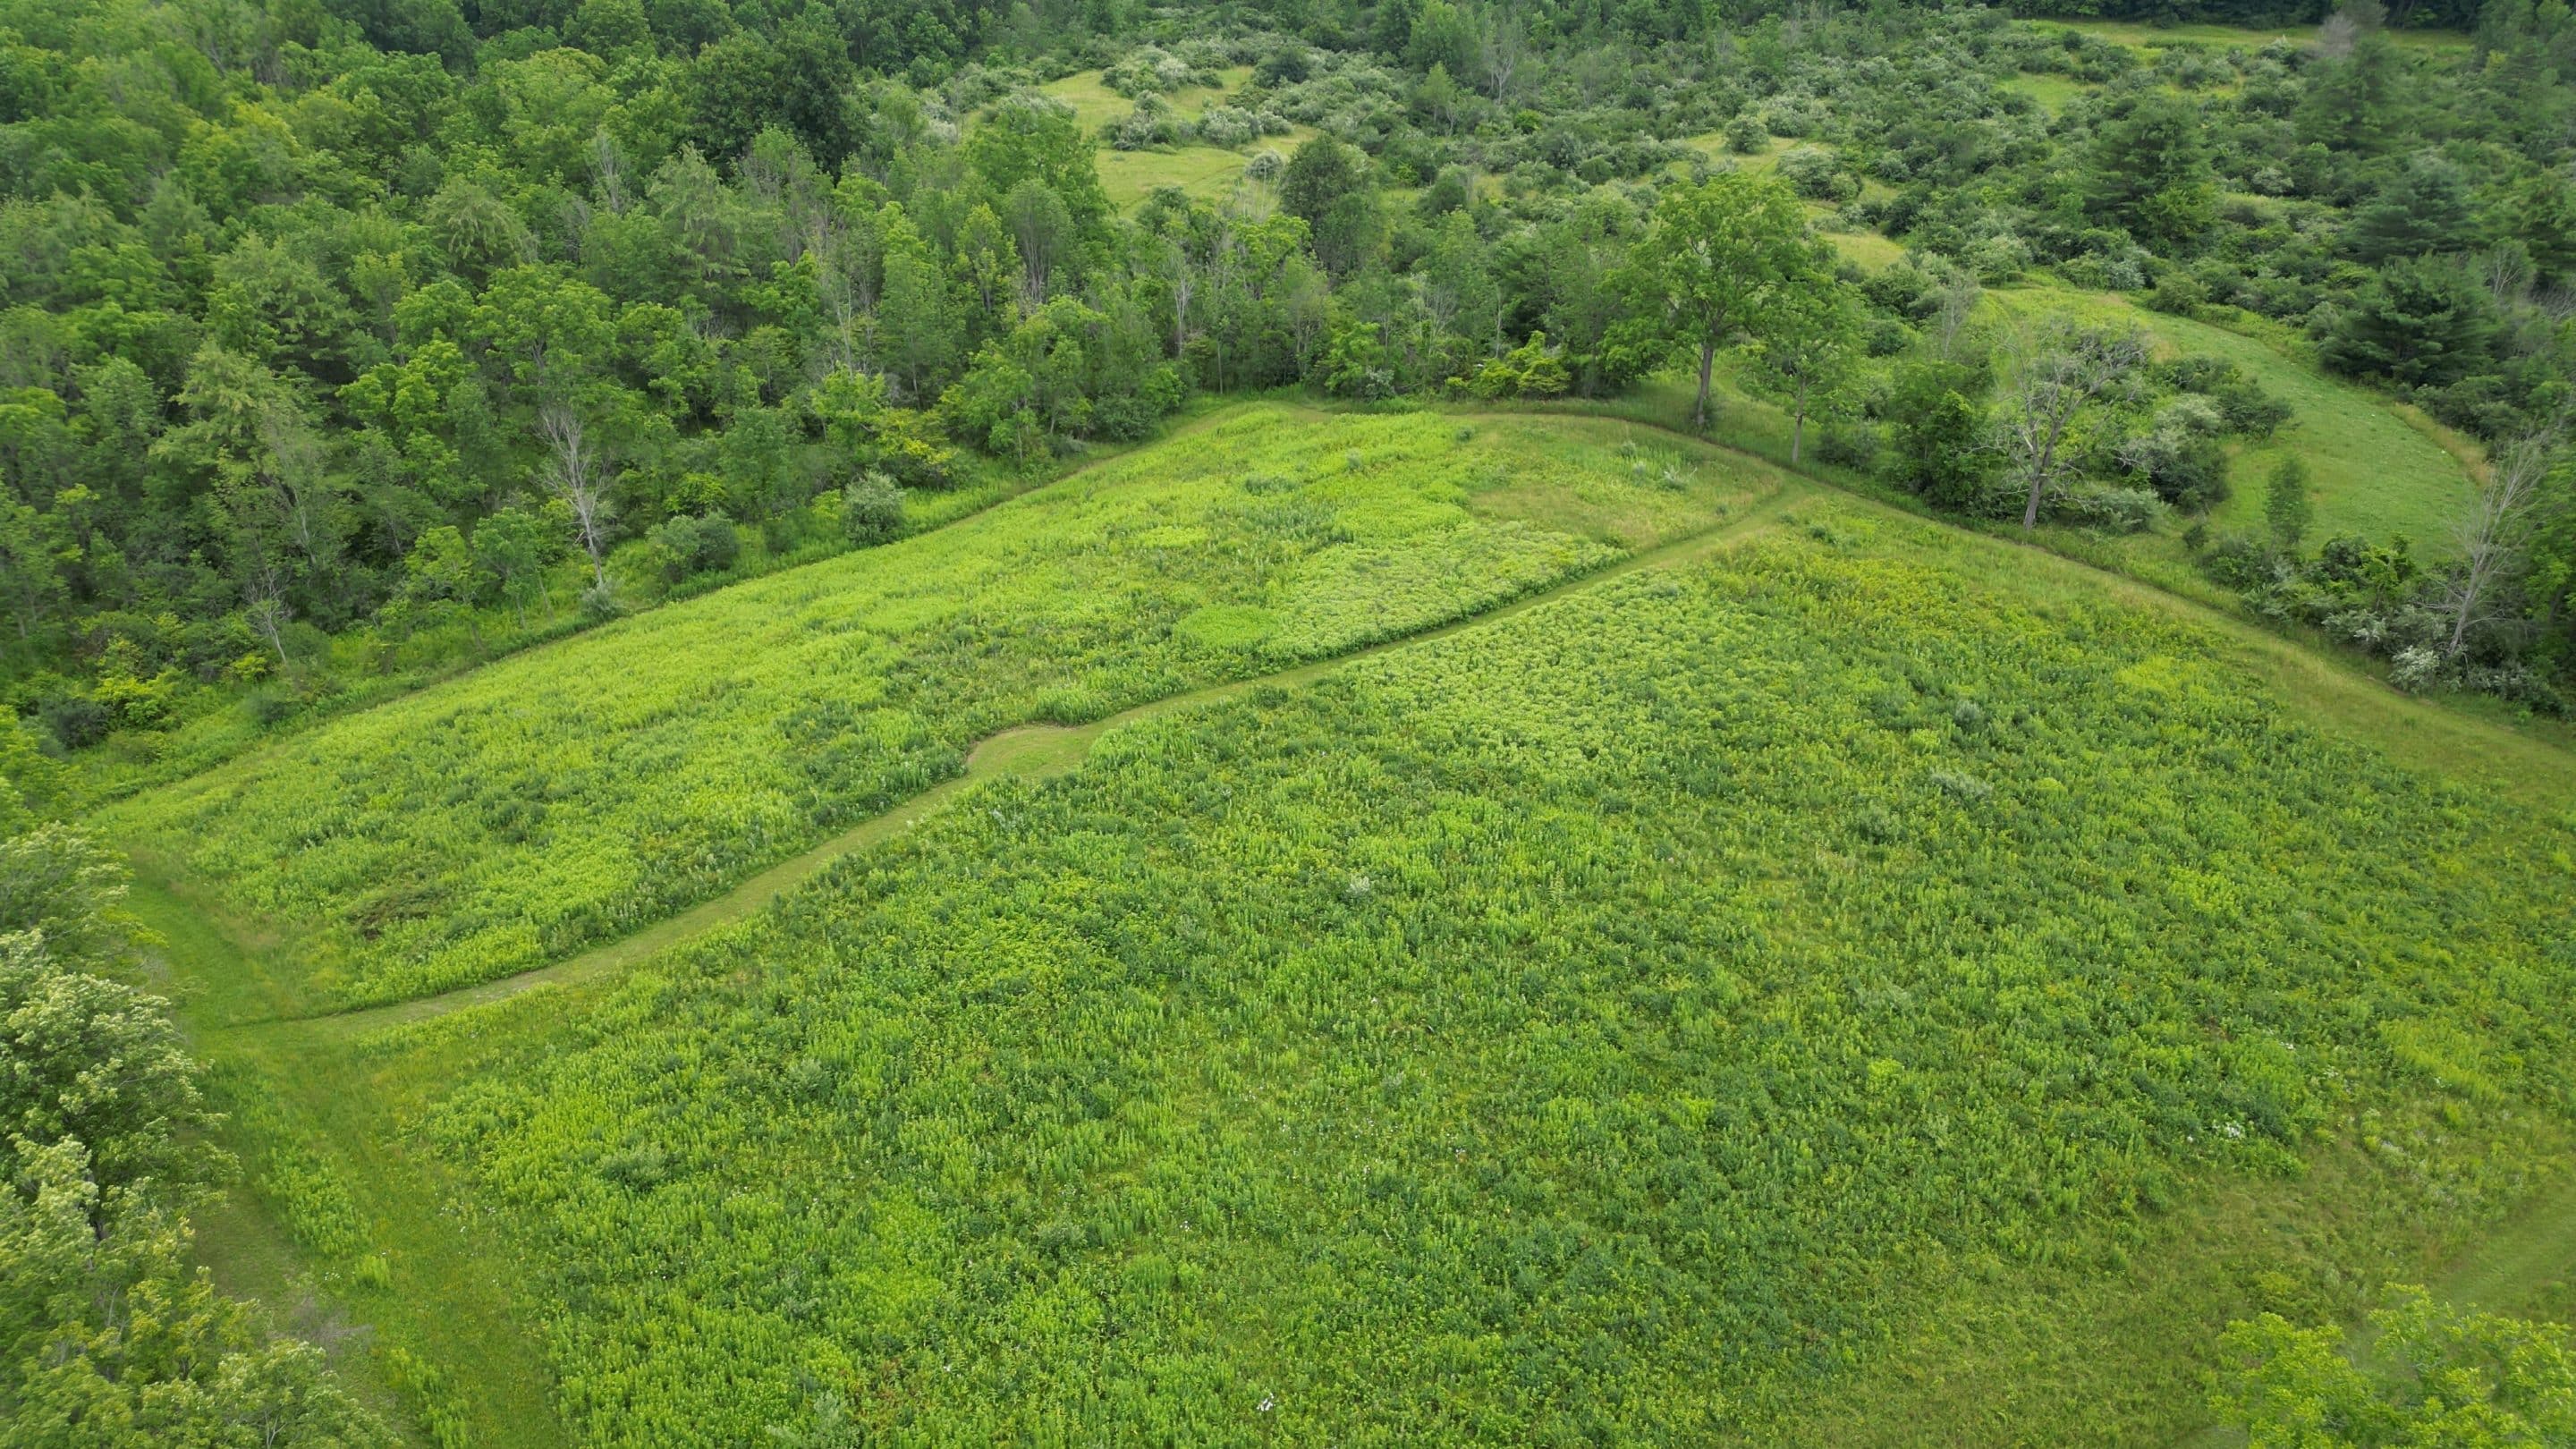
(1983, 284), (2480, 548)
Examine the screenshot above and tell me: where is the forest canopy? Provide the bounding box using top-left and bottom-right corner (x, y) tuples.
(2, 0), (2572, 763)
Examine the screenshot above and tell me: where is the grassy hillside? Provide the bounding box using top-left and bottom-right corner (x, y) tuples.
(102, 408), (1770, 1014)
(340, 495), (2572, 1447)
(1984, 284), (2480, 547)
(1038, 66), (1318, 208)
(2054, 18), (2473, 51)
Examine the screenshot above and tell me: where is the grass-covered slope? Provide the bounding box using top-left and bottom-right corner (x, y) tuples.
(1036, 66), (1318, 208)
(1986, 284), (2479, 547)
(100, 407), (1767, 1013)
(388, 501), (2574, 1446)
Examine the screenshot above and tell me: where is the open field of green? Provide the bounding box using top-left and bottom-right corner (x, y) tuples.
(1038, 65), (1250, 134)
(324, 491), (2576, 1446)
(101, 408), (1768, 1014)
(2002, 71), (2098, 113)
(1984, 284), (2481, 548)
(108, 401), (2576, 1448)
(1093, 141), (1269, 208)
(1038, 67), (1316, 208)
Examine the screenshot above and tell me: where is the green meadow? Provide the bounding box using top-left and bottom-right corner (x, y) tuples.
(105, 410), (1766, 1013)
(307, 488), (2576, 1447)
(1982, 284), (2480, 548)
(1038, 66), (1318, 208)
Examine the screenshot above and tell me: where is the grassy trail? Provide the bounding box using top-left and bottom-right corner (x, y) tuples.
(153, 437), (1798, 1446)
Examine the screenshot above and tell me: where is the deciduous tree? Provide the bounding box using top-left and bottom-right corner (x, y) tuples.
(1609, 172), (1818, 429)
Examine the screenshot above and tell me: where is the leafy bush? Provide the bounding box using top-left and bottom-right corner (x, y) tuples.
(1778, 146), (1858, 203)
(1191, 106), (1257, 148)
(646, 513), (741, 584)
(841, 472), (904, 547)
(2050, 482), (2167, 532)
(2118, 396), (2232, 511)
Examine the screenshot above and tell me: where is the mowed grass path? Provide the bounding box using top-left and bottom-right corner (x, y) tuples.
(104, 407), (1770, 1015)
(370, 492), (2573, 1447)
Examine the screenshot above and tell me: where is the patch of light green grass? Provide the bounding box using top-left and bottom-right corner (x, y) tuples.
(1093, 142), (1267, 207)
(1037, 67), (1318, 210)
(1984, 283), (2479, 549)
(2004, 71), (2097, 113)
(2049, 17), (2470, 50)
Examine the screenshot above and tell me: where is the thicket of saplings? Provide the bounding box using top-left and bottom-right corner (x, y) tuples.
(0, 733), (398, 1441)
(4, 0), (2573, 769)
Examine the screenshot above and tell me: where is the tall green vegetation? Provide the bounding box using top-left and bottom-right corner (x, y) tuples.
(2213, 1289), (2575, 1445)
(5, 0), (2575, 734)
(101, 409), (1769, 1010)
(378, 508), (2575, 1445)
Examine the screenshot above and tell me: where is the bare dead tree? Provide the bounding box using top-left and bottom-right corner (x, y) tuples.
(1931, 273), (1982, 361)
(1997, 323), (2147, 530)
(538, 402), (614, 595)
(591, 130), (631, 214)
(243, 555), (292, 664)
(257, 411), (344, 598)
(1479, 9), (1528, 103)
(2443, 428), (2563, 657)
(1165, 238), (1196, 359)
(2480, 242), (2536, 309)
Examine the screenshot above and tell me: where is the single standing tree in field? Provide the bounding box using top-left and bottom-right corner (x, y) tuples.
(1996, 322), (2146, 529)
(1746, 269), (1862, 466)
(2441, 428), (2562, 657)
(1610, 172), (1818, 430)
(538, 402), (614, 595)
(2264, 456), (2314, 552)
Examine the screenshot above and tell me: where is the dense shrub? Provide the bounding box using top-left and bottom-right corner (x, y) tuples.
(841, 472), (905, 547)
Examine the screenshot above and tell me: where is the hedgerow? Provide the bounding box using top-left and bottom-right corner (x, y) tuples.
(402, 508), (2575, 1445)
(100, 408), (1764, 1010)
